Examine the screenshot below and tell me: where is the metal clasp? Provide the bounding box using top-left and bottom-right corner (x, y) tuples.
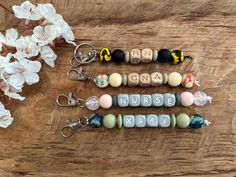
(60, 116), (89, 138)
(56, 92), (85, 107)
(67, 67), (94, 81)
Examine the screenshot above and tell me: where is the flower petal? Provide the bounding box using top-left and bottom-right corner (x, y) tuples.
(5, 28), (18, 41)
(25, 60), (41, 73)
(9, 73), (25, 87)
(23, 72), (39, 85)
(40, 46), (57, 67)
(4, 62), (21, 74)
(4, 91), (25, 101)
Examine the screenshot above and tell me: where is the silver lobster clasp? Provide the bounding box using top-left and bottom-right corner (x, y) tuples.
(67, 67), (95, 81)
(56, 92), (85, 107)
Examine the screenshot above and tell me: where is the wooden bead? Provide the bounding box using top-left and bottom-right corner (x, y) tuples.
(168, 72), (182, 87)
(141, 48), (153, 63)
(128, 73), (139, 86)
(109, 73), (122, 87)
(150, 72), (163, 86)
(139, 73), (151, 87)
(130, 49), (141, 64)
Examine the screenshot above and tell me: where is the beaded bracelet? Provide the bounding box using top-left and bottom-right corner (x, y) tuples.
(67, 67), (200, 88)
(56, 91), (212, 110)
(70, 43), (193, 67)
(60, 113), (211, 137)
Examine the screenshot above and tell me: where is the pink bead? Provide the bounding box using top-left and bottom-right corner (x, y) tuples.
(99, 94), (112, 109)
(180, 92), (194, 107)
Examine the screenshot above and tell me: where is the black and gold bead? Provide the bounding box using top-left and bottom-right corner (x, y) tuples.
(99, 48), (112, 62)
(170, 50), (185, 64)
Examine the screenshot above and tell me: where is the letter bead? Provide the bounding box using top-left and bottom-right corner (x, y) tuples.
(159, 114), (171, 127)
(130, 49), (141, 64)
(129, 94), (141, 107)
(146, 114), (158, 127)
(123, 115), (135, 127)
(117, 94), (129, 107)
(128, 73), (139, 86)
(135, 115), (146, 127)
(152, 94), (164, 107)
(139, 73), (151, 87)
(163, 93), (176, 107)
(141, 48), (153, 63)
(151, 72), (163, 86)
(140, 94), (152, 107)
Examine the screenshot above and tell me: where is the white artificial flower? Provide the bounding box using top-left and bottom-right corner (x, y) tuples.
(0, 81), (25, 101)
(36, 3), (56, 21)
(15, 36), (39, 58)
(0, 102), (13, 128)
(12, 1), (42, 20)
(40, 46), (57, 67)
(2, 57), (41, 89)
(32, 25), (61, 46)
(0, 28), (19, 47)
(0, 53), (12, 80)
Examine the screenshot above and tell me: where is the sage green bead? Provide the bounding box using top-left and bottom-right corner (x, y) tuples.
(170, 114), (176, 127)
(176, 113), (190, 128)
(116, 114), (123, 128)
(103, 114), (116, 129)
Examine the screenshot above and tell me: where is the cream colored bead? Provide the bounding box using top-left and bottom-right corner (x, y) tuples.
(162, 73), (168, 84)
(168, 72), (182, 87)
(153, 49), (158, 61)
(122, 74), (127, 86)
(128, 73), (139, 86)
(130, 49), (141, 64)
(151, 72), (163, 86)
(109, 73), (122, 87)
(139, 73), (151, 87)
(125, 51), (129, 63)
(141, 48), (153, 63)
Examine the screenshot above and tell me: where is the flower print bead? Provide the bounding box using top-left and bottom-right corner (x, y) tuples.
(95, 74), (109, 88)
(181, 73), (196, 88)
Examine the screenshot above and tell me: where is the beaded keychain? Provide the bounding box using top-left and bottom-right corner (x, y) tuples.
(70, 43), (193, 67)
(60, 113), (211, 137)
(67, 67), (200, 88)
(56, 91), (212, 110)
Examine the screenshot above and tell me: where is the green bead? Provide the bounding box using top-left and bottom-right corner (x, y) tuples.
(170, 114), (176, 127)
(103, 114), (116, 129)
(116, 114), (123, 128)
(176, 113), (190, 128)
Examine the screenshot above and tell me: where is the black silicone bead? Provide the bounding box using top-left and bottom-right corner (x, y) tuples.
(157, 49), (172, 63)
(112, 49), (125, 63)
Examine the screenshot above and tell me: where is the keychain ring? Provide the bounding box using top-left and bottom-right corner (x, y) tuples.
(73, 43), (97, 65)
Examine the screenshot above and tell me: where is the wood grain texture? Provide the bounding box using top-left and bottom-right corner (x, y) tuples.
(0, 0), (236, 176)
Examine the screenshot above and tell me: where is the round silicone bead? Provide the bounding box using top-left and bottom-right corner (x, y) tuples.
(180, 92), (194, 107)
(190, 114), (205, 129)
(99, 48), (112, 62)
(112, 49), (125, 63)
(109, 73), (122, 87)
(157, 49), (172, 63)
(99, 94), (112, 109)
(103, 114), (116, 129)
(170, 114), (176, 127)
(170, 50), (185, 64)
(95, 74), (109, 88)
(176, 113), (191, 128)
(89, 113), (103, 128)
(116, 114), (123, 128)
(85, 96), (100, 110)
(181, 73), (196, 88)
(168, 72), (182, 87)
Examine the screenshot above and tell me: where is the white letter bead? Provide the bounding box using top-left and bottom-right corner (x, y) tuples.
(140, 94), (152, 107)
(139, 73), (151, 87)
(152, 94), (164, 107)
(146, 114), (158, 127)
(151, 72), (163, 86)
(135, 115), (146, 127)
(123, 115), (135, 127)
(117, 94), (129, 107)
(141, 48), (153, 63)
(163, 93), (176, 107)
(130, 49), (141, 64)
(159, 114), (170, 127)
(128, 73), (139, 86)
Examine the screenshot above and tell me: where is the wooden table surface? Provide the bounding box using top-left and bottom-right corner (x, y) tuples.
(0, 0), (236, 176)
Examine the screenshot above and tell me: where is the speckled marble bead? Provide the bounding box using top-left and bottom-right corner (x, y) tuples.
(168, 72), (182, 87)
(95, 74), (109, 88)
(128, 73), (139, 86)
(176, 113), (190, 128)
(175, 93), (181, 106)
(180, 92), (194, 107)
(122, 74), (127, 86)
(193, 91), (210, 106)
(162, 73), (168, 84)
(109, 73), (122, 87)
(99, 94), (112, 109)
(159, 114), (170, 127)
(85, 96), (100, 111)
(112, 95), (117, 106)
(135, 115), (146, 127)
(89, 113), (103, 128)
(152, 94), (164, 107)
(129, 94), (141, 107)
(190, 114), (205, 129)
(181, 73), (196, 88)
(163, 93), (176, 107)
(130, 49), (141, 64)
(117, 94), (129, 107)
(140, 94), (152, 107)
(170, 114), (176, 127)
(103, 114), (116, 129)
(151, 72), (163, 86)
(117, 114), (123, 128)
(139, 73), (151, 87)
(123, 115), (135, 127)
(153, 49), (158, 61)
(125, 51), (130, 63)
(141, 48), (153, 63)
(146, 114), (158, 127)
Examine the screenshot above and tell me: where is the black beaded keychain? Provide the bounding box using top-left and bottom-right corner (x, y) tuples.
(70, 43), (193, 67)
